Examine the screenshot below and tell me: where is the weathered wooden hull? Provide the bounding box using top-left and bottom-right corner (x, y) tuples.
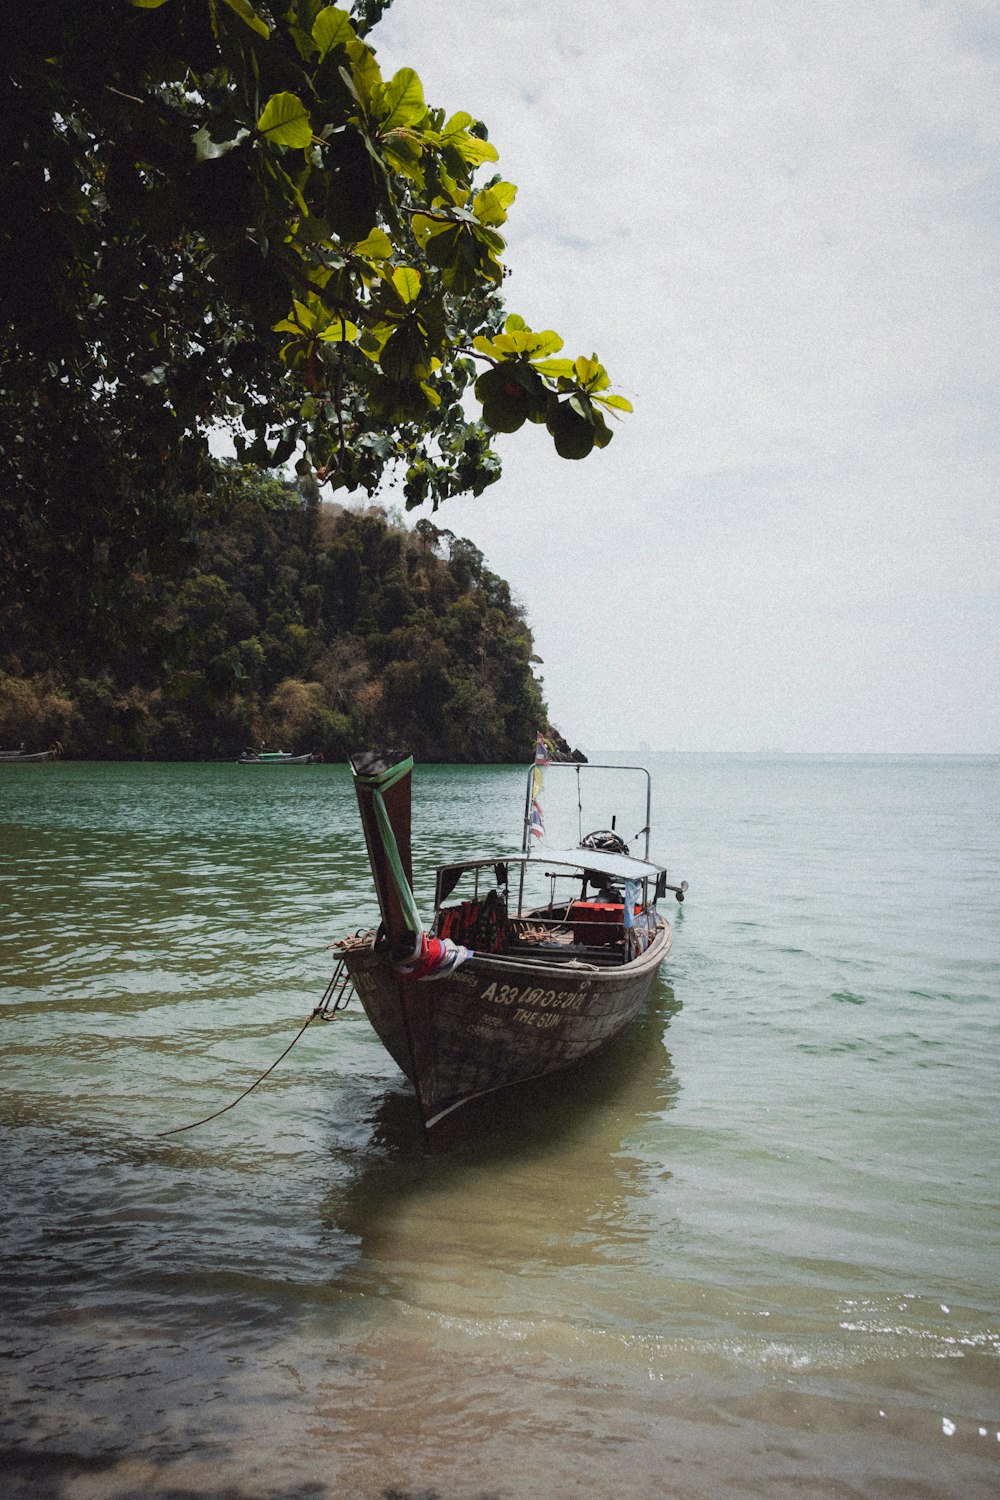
(342, 920), (673, 1132)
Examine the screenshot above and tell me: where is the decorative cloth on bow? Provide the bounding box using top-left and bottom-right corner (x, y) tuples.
(392, 931), (472, 982)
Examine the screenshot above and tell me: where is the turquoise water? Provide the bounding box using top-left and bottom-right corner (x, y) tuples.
(1, 755), (997, 1498)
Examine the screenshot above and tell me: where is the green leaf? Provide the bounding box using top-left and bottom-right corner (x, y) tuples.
(441, 119), (499, 168)
(524, 330), (564, 358)
(221, 0), (270, 38)
(473, 181), (516, 227)
(380, 322), (428, 380)
(470, 224), (506, 256)
(593, 392), (634, 413)
(351, 227), (393, 260)
(129, 0), (169, 9)
(192, 125), (249, 161)
(257, 150), (309, 215)
(591, 414), (614, 448)
(312, 6), (355, 62)
(318, 318), (359, 343)
(257, 93), (313, 149)
(422, 223), (464, 273)
(380, 69), (426, 130)
(272, 299), (315, 334)
(453, 135), (499, 167)
(343, 41), (382, 109)
(574, 355), (609, 391)
(441, 112), (473, 140)
(531, 358), (576, 379)
(358, 325), (391, 360)
(547, 399), (596, 459)
(271, 431), (299, 465)
(381, 131), (426, 187)
(473, 328), (563, 361)
(288, 24), (315, 60)
(411, 213), (459, 248)
(475, 362), (548, 432)
(391, 266), (421, 305)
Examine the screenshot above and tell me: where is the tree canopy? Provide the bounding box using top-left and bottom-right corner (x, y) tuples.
(0, 471), (564, 763)
(2, 0), (631, 653)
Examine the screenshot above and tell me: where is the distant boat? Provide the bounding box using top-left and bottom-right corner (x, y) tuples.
(332, 747), (687, 1137)
(0, 745), (61, 763)
(237, 749), (313, 765)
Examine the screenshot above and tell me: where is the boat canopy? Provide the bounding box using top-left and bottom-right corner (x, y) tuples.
(433, 847), (668, 909)
(525, 847), (666, 882)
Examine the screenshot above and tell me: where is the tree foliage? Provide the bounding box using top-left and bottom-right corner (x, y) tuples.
(1, 0), (630, 652)
(0, 472), (558, 762)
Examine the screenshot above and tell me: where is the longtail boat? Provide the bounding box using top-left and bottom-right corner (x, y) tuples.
(0, 746), (60, 763)
(333, 746), (687, 1137)
(237, 749), (313, 765)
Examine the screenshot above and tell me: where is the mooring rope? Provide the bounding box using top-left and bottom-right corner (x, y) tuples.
(157, 957), (356, 1138)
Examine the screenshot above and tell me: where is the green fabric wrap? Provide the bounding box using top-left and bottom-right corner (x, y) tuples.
(353, 756), (425, 937)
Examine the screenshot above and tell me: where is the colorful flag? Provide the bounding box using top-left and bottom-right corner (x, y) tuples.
(530, 731), (548, 839)
(530, 797), (545, 840)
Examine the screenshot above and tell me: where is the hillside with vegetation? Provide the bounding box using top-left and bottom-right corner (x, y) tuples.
(0, 471), (563, 763)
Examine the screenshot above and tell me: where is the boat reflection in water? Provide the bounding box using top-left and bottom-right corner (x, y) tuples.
(323, 978), (683, 1270)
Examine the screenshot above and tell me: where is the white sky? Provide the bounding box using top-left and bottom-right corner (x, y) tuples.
(372, 0), (999, 753)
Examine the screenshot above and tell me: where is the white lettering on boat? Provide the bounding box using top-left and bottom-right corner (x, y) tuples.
(466, 1013), (504, 1038)
(513, 1007), (562, 1030)
(479, 981), (588, 1012)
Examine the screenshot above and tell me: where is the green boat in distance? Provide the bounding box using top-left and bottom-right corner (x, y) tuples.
(237, 748), (314, 765)
(0, 745), (61, 763)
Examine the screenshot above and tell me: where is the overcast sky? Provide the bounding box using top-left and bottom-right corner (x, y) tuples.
(371, 0), (998, 753)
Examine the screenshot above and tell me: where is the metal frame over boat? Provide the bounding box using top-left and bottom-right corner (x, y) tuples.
(336, 748), (687, 1136)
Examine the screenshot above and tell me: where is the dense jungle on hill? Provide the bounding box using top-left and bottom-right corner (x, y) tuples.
(0, 469), (561, 763)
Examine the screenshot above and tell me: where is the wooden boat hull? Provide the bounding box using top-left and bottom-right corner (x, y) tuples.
(238, 753), (312, 765)
(342, 920), (672, 1131)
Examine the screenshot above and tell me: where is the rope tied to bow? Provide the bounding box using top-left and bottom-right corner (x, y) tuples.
(157, 954), (357, 1138)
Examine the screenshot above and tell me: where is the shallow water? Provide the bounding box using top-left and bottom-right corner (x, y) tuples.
(1, 755), (998, 1498)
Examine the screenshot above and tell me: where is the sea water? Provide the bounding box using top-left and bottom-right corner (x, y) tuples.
(0, 755), (997, 1499)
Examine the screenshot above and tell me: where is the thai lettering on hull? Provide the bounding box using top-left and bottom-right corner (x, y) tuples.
(478, 980), (591, 1012)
